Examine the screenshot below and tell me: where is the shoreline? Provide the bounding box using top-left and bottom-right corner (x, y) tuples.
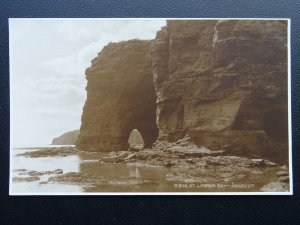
(12, 145), (290, 192)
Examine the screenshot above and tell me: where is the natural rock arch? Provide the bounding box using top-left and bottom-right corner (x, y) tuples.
(77, 20), (288, 163)
(77, 40), (158, 151)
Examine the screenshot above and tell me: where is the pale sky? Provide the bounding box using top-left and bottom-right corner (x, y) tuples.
(10, 19), (166, 146)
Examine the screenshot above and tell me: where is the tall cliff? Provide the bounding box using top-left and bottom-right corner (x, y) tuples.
(77, 40), (158, 151)
(151, 20), (288, 161)
(77, 20), (288, 161)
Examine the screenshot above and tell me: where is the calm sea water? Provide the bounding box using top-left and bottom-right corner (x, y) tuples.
(11, 146), (173, 194)
(11, 146), (82, 193)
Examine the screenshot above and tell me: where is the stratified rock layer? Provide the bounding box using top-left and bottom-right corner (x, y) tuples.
(77, 40), (158, 151)
(77, 20), (288, 162)
(151, 20), (288, 162)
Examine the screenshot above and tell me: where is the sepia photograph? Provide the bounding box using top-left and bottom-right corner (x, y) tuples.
(9, 18), (292, 195)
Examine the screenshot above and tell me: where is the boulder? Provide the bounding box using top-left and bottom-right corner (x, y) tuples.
(260, 181), (289, 192)
(277, 171), (289, 177)
(278, 176), (289, 183)
(102, 151), (129, 163)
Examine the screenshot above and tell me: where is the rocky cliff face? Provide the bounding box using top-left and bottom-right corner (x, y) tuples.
(77, 40), (158, 151)
(151, 20), (288, 161)
(52, 130), (79, 145)
(77, 20), (288, 162)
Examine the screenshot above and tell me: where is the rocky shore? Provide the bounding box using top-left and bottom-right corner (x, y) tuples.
(13, 141), (290, 192)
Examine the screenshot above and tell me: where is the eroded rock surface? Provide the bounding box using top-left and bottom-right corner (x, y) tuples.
(260, 182), (289, 192)
(13, 176), (40, 182)
(77, 40), (158, 151)
(151, 20), (288, 162)
(77, 20), (288, 164)
(17, 147), (77, 158)
(45, 148), (287, 192)
(13, 148), (289, 192)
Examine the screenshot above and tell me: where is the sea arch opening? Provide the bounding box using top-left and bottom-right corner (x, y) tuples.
(128, 129), (145, 150)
